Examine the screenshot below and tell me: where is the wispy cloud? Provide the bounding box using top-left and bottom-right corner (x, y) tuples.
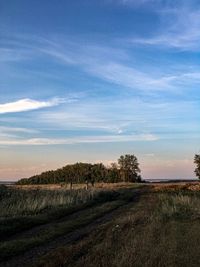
(86, 62), (173, 91)
(0, 48), (32, 62)
(0, 133), (158, 146)
(38, 98), (149, 134)
(2, 34), (200, 93)
(130, 3), (200, 51)
(36, 97), (200, 142)
(0, 35), (176, 92)
(0, 126), (38, 134)
(35, 38), (200, 91)
(0, 98), (64, 114)
(27, 40), (173, 91)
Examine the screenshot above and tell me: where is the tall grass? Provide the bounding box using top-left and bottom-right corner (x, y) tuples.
(157, 191), (200, 219)
(36, 190), (200, 267)
(0, 185), (99, 218)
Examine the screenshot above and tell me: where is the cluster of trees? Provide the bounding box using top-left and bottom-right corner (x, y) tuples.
(17, 154), (142, 185)
(16, 153), (200, 185)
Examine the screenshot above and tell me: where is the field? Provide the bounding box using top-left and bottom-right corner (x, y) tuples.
(1, 182), (200, 267)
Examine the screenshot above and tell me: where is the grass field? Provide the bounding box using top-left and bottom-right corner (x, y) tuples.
(0, 186), (104, 217)
(1, 182), (200, 267)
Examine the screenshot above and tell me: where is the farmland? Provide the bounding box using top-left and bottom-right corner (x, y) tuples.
(1, 182), (200, 267)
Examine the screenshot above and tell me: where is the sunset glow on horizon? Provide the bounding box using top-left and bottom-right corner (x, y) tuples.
(0, 0), (199, 180)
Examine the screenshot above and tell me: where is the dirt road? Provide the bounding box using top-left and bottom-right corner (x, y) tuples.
(1, 188), (146, 267)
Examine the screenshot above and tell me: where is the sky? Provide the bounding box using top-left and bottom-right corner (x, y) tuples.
(0, 0), (200, 180)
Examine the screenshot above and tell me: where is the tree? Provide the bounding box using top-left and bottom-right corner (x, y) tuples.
(107, 163), (121, 183)
(194, 154), (200, 179)
(118, 154), (141, 182)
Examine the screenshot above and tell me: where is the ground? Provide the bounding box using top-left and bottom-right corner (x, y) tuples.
(1, 182), (200, 267)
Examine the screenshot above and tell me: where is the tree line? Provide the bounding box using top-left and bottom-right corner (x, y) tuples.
(17, 154), (142, 185)
(17, 153), (200, 185)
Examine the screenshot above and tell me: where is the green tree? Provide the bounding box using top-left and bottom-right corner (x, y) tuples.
(107, 163), (121, 183)
(194, 154), (200, 179)
(118, 154), (141, 182)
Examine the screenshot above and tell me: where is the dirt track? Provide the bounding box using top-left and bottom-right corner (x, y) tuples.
(1, 188), (144, 267)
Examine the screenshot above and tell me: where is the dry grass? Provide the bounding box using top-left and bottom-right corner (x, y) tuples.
(2, 183), (200, 267)
(36, 190), (200, 267)
(36, 193), (156, 267)
(0, 199), (126, 262)
(0, 187), (105, 218)
(157, 192), (200, 220)
(152, 182), (200, 192)
(13, 182), (141, 191)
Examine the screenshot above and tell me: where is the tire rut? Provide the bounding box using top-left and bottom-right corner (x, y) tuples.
(1, 189), (144, 267)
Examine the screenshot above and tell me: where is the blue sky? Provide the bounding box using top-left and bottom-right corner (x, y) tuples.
(0, 0), (199, 180)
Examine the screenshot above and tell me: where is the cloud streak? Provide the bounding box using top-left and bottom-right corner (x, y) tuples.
(0, 126), (38, 134)
(0, 98), (64, 114)
(130, 3), (200, 51)
(3, 34), (200, 94)
(35, 38), (200, 91)
(0, 134), (158, 146)
(1, 36), (176, 92)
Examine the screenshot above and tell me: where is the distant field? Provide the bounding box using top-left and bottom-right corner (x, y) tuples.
(13, 182), (140, 190)
(1, 182), (200, 267)
(152, 181), (200, 191)
(13, 181), (200, 191)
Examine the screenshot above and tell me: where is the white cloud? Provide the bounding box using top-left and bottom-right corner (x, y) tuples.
(0, 98), (64, 114)
(0, 134), (158, 146)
